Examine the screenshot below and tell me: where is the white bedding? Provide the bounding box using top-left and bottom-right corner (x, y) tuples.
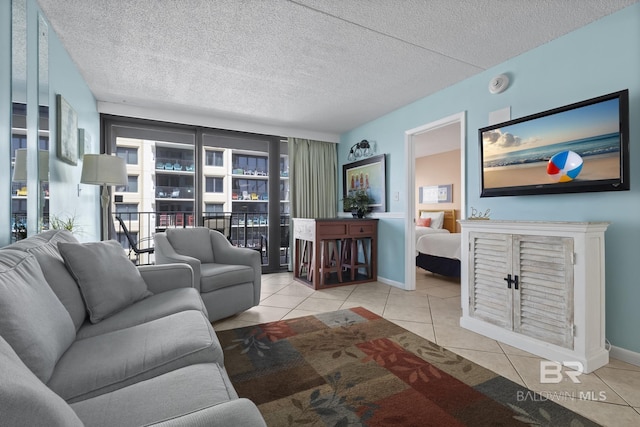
(415, 226), (449, 245)
(416, 233), (461, 260)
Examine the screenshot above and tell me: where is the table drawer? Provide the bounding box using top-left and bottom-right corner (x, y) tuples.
(318, 223), (347, 236)
(348, 223), (375, 236)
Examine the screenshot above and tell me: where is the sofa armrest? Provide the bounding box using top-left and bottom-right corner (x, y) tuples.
(146, 398), (266, 427)
(138, 263), (194, 294)
(154, 233), (202, 290)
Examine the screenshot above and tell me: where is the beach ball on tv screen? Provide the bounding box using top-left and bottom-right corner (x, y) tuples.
(547, 150), (583, 183)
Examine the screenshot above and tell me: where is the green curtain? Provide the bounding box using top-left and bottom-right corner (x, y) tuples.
(288, 138), (338, 219)
(286, 138), (337, 272)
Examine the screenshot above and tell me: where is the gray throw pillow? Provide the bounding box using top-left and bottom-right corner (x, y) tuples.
(58, 240), (153, 323)
(0, 250), (76, 383)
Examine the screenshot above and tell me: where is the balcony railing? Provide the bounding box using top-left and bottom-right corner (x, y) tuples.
(112, 211), (290, 266)
(155, 159), (195, 172)
(155, 186), (194, 199)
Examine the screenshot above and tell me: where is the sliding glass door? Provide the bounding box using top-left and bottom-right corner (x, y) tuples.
(103, 116), (288, 272)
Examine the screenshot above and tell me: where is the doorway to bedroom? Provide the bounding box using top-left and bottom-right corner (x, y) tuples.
(404, 112), (466, 291)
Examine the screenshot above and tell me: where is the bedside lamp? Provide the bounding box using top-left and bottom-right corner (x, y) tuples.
(81, 154), (127, 241)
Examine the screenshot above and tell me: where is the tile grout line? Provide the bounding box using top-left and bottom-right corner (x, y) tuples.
(593, 370), (634, 408)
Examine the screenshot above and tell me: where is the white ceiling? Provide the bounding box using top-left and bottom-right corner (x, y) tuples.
(37, 0), (637, 138)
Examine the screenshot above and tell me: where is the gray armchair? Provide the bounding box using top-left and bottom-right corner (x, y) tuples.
(154, 227), (261, 322)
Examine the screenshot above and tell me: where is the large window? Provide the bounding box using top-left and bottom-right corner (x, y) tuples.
(116, 175), (138, 193)
(205, 150), (223, 167)
(232, 154), (268, 175)
(115, 203), (139, 220)
(232, 178), (267, 200)
(106, 116), (288, 272)
(205, 177), (224, 193)
(116, 147), (138, 165)
(205, 203), (224, 213)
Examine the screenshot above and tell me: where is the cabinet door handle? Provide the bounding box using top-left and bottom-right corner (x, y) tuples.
(504, 274), (513, 289)
(503, 274), (520, 290)
(360, 227), (364, 232)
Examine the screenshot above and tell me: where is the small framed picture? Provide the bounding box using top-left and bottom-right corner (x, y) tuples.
(56, 94), (78, 165)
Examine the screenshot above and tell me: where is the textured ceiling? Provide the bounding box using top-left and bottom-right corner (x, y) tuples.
(37, 0), (637, 137)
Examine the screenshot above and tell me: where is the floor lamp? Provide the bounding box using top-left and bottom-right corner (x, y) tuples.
(80, 154), (127, 241)
(13, 149), (50, 235)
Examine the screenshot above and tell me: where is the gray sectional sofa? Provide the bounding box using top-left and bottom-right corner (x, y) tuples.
(0, 230), (266, 427)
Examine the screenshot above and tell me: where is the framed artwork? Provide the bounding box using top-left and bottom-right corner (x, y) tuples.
(419, 184), (452, 203)
(56, 94), (78, 165)
(342, 154), (386, 212)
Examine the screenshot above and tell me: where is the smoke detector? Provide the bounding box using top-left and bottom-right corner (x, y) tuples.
(489, 74), (510, 94)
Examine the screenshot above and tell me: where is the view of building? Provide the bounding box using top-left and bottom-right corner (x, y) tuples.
(113, 137), (289, 268)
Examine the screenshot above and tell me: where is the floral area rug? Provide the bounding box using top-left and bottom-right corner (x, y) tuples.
(217, 307), (599, 427)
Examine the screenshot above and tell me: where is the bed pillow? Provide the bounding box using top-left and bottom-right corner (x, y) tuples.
(420, 211), (445, 229)
(416, 217), (432, 227)
(58, 240), (152, 323)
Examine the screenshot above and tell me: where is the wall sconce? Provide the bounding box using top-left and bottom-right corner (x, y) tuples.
(347, 139), (373, 162)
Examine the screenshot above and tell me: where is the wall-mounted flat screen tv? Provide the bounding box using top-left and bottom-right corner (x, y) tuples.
(479, 89), (629, 197)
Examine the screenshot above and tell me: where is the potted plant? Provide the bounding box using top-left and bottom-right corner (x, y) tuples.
(50, 212), (81, 233)
(343, 190), (374, 218)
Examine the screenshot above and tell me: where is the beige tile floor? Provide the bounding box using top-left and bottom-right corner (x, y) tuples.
(214, 269), (640, 427)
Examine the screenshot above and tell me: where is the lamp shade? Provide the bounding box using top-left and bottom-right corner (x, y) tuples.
(81, 154), (127, 186)
(12, 149), (49, 181)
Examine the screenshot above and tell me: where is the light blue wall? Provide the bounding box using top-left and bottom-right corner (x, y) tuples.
(0, 0), (101, 243)
(339, 4), (640, 353)
(46, 4), (101, 242)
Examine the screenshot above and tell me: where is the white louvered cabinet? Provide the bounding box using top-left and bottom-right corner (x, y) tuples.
(459, 221), (609, 373)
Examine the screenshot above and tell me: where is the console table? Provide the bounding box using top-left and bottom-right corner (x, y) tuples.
(293, 218), (378, 289)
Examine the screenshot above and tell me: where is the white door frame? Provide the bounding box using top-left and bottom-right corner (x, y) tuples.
(404, 112), (466, 290)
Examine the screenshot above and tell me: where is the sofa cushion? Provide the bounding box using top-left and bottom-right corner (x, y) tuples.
(70, 363), (238, 427)
(48, 310), (223, 402)
(76, 287), (207, 339)
(200, 263), (255, 293)
(166, 227), (215, 263)
(8, 230), (86, 331)
(58, 240), (153, 323)
(0, 335), (83, 427)
(0, 250), (76, 383)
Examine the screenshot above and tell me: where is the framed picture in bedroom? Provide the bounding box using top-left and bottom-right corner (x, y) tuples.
(56, 94), (78, 165)
(343, 154), (386, 212)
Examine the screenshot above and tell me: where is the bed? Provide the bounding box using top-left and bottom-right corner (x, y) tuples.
(415, 209), (461, 277)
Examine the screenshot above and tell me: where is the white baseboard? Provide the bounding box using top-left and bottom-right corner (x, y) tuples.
(609, 345), (640, 367)
(377, 275), (407, 290)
